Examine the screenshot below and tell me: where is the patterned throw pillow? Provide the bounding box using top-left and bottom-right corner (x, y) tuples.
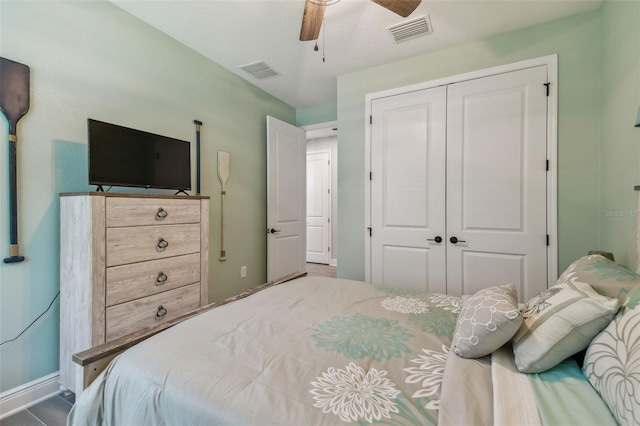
(512, 281), (619, 373)
(557, 255), (640, 303)
(582, 283), (640, 425)
(452, 284), (522, 358)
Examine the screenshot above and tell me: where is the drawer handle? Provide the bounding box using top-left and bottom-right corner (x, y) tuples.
(156, 272), (168, 285)
(155, 208), (168, 221)
(156, 238), (169, 251)
(156, 305), (167, 320)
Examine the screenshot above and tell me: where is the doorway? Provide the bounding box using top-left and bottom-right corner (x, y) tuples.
(304, 122), (338, 267)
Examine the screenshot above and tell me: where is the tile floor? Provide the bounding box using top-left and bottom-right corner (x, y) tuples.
(0, 392), (74, 426)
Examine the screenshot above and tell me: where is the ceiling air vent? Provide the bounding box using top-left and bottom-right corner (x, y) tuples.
(238, 61), (280, 80)
(386, 15), (432, 43)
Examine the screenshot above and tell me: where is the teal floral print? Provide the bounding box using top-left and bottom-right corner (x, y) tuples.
(312, 314), (413, 361)
(584, 257), (640, 282)
(409, 307), (457, 337)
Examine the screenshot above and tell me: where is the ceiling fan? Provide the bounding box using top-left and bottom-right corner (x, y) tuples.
(299, 0), (422, 41)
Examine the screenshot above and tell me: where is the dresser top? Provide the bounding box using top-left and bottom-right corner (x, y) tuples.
(60, 192), (210, 200)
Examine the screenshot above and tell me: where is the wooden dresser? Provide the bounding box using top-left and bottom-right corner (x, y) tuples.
(59, 192), (209, 394)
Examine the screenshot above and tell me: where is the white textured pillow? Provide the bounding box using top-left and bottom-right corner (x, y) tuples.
(512, 281), (619, 373)
(452, 284), (522, 358)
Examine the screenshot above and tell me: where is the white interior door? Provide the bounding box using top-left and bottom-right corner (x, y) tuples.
(306, 151), (331, 264)
(446, 66), (548, 301)
(266, 116), (306, 282)
(370, 87), (447, 293)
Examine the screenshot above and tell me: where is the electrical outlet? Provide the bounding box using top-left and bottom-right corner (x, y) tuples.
(240, 266), (247, 278)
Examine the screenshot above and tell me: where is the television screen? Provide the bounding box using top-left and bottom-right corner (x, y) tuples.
(88, 119), (191, 191)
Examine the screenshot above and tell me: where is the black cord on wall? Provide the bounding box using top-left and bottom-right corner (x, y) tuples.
(0, 291), (60, 347)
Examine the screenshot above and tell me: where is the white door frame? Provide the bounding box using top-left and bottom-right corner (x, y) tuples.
(364, 55), (558, 287)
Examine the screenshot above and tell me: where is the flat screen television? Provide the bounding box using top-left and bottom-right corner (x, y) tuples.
(88, 119), (191, 191)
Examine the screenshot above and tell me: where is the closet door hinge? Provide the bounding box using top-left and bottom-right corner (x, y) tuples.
(367, 227), (372, 237)
(370, 115), (373, 125)
(546, 234), (550, 246)
(369, 172), (372, 181)
(546, 160), (549, 171)
(544, 82), (550, 97)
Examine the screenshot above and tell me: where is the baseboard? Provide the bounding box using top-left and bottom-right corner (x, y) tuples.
(330, 259), (337, 267)
(0, 372), (61, 419)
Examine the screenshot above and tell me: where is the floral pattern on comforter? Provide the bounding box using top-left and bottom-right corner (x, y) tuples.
(69, 277), (460, 426)
(307, 291), (459, 424)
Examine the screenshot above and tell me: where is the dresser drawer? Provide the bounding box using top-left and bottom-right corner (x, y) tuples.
(105, 283), (201, 342)
(106, 223), (200, 267)
(106, 197), (201, 228)
(106, 253), (201, 307)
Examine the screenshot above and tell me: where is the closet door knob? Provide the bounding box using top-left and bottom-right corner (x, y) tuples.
(449, 236), (466, 244)
(427, 236), (443, 243)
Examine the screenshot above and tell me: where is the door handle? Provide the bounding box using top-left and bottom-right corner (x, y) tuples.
(427, 236), (443, 243)
(449, 236), (466, 244)
(268, 228), (281, 234)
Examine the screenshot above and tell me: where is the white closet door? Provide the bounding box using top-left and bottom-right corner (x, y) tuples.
(446, 66), (548, 301)
(370, 87), (447, 293)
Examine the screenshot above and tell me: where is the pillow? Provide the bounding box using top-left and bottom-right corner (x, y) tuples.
(512, 281), (619, 373)
(557, 255), (640, 304)
(452, 284), (522, 358)
(582, 282), (640, 425)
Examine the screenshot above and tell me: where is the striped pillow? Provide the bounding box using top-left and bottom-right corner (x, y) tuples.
(512, 281), (619, 373)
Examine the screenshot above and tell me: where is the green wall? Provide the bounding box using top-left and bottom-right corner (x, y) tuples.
(599, 0), (640, 268)
(0, 0), (294, 392)
(337, 10), (603, 280)
(296, 102), (338, 127)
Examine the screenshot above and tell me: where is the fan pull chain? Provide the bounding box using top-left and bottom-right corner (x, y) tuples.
(322, 14), (326, 62)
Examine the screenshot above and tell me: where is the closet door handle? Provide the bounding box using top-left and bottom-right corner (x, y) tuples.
(427, 236), (443, 243)
(449, 236), (466, 244)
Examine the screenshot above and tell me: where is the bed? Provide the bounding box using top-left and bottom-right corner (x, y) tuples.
(68, 255), (640, 425)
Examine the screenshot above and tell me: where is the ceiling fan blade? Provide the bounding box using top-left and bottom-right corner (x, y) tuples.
(299, 0), (325, 41)
(370, 0), (421, 18)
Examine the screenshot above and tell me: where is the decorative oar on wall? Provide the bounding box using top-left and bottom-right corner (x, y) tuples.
(194, 120), (203, 195)
(217, 151), (230, 261)
(0, 57), (30, 264)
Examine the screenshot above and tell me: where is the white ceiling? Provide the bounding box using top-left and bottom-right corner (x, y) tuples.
(111, 0), (602, 108)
